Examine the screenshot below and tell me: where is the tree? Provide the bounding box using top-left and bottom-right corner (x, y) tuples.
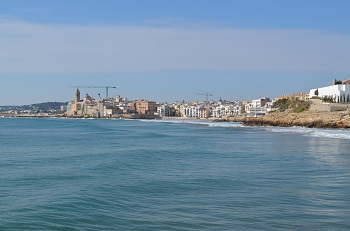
(314, 89), (319, 96)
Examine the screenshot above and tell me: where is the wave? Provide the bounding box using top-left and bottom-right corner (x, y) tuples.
(265, 126), (350, 140)
(138, 119), (243, 128)
(138, 119), (350, 140)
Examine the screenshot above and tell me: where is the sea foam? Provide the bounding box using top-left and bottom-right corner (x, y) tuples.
(265, 126), (350, 140)
(139, 119), (243, 128)
(139, 119), (350, 140)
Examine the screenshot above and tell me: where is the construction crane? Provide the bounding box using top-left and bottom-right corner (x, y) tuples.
(196, 92), (213, 103)
(69, 86), (116, 99)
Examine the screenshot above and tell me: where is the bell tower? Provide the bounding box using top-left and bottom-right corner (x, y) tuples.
(75, 88), (80, 103)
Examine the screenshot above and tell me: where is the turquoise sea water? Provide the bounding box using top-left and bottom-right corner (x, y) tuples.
(1, 118), (350, 230)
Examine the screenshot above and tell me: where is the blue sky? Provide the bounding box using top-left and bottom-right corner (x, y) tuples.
(1, 0), (350, 105)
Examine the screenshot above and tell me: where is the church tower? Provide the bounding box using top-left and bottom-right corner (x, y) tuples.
(75, 88), (80, 103)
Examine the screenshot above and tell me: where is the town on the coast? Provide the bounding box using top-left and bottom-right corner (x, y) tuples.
(64, 78), (350, 119)
(1, 79), (350, 126)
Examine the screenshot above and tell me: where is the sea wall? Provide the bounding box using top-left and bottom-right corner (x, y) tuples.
(236, 110), (350, 128)
(309, 101), (350, 112)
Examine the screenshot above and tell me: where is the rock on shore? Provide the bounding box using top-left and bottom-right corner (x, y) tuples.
(234, 110), (350, 129)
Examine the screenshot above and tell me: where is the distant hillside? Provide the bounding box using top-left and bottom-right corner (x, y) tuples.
(0, 102), (68, 112)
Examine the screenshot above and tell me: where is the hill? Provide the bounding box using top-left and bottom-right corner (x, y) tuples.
(0, 102), (67, 112)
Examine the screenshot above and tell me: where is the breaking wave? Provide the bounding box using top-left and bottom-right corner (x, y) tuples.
(265, 126), (350, 140)
(139, 119), (243, 128)
(138, 119), (350, 140)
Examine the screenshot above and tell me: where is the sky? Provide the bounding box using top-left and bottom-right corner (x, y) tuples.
(1, 0), (350, 105)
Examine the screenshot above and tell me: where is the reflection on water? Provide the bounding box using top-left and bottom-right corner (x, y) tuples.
(307, 138), (350, 165)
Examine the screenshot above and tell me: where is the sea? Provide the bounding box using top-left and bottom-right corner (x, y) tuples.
(1, 117), (350, 230)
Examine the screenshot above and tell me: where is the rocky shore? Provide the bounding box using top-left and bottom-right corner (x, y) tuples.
(232, 110), (350, 129)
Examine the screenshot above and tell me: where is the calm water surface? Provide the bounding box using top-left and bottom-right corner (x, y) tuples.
(1, 118), (350, 230)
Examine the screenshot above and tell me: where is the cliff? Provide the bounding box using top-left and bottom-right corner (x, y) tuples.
(236, 110), (350, 128)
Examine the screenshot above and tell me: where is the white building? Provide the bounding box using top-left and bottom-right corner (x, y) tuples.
(232, 104), (244, 115)
(309, 84), (350, 103)
(245, 97), (271, 117)
(212, 104), (236, 118)
(157, 104), (172, 117)
(183, 105), (200, 118)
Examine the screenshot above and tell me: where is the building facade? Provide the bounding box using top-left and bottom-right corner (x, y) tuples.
(245, 97), (271, 117)
(309, 83), (350, 103)
(134, 100), (158, 115)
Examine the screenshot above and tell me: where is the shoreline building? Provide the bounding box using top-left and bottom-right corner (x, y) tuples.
(156, 100), (245, 118)
(309, 79), (350, 103)
(157, 104), (178, 117)
(133, 100), (158, 115)
(66, 88), (121, 117)
(66, 88), (83, 116)
(66, 91), (104, 117)
(245, 97), (271, 117)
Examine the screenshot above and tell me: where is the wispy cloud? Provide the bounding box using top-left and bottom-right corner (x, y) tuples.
(1, 18), (350, 74)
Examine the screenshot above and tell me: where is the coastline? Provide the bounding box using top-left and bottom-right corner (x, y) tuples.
(2, 111), (350, 129)
(160, 111), (350, 129)
(159, 116), (221, 122)
(232, 110), (350, 129)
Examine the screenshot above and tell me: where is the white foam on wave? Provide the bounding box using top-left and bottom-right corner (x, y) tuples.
(309, 129), (350, 140)
(266, 126), (350, 140)
(138, 119), (243, 128)
(207, 122), (243, 128)
(138, 119), (350, 140)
